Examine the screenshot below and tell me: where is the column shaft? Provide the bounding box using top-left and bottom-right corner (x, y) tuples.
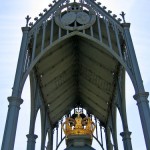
(105, 128), (113, 150)
(1, 97), (23, 150)
(47, 127), (53, 150)
(122, 23), (144, 92)
(12, 27), (30, 96)
(122, 23), (150, 150)
(134, 93), (150, 150)
(120, 131), (132, 150)
(117, 74), (132, 150)
(26, 134), (38, 150)
(1, 27), (29, 150)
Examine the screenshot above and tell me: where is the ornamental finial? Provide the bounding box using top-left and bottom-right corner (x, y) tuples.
(120, 11), (126, 23)
(75, 110), (82, 117)
(25, 15), (31, 27)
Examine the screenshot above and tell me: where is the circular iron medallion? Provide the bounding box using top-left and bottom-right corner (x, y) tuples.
(55, 3), (96, 31)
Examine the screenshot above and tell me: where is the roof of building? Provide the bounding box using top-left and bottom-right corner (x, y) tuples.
(28, 0), (125, 128)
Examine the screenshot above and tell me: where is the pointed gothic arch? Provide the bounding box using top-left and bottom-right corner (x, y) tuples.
(1, 0), (150, 150)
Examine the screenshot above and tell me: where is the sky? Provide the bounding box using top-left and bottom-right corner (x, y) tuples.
(0, 0), (150, 150)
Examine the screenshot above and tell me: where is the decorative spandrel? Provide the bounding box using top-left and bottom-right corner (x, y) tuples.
(55, 2), (96, 30)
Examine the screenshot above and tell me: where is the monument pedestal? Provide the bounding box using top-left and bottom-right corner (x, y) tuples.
(65, 135), (95, 150)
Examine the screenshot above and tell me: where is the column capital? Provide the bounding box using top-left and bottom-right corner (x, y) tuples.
(21, 27), (30, 32)
(26, 134), (38, 141)
(134, 92), (149, 99)
(8, 96), (23, 108)
(120, 131), (133, 150)
(121, 23), (131, 28)
(120, 131), (132, 140)
(133, 92), (149, 104)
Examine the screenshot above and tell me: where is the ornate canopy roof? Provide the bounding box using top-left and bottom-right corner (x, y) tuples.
(27, 0), (125, 128)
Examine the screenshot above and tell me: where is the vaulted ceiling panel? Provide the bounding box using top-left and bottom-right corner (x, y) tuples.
(50, 95), (77, 125)
(79, 84), (108, 110)
(40, 56), (74, 85)
(48, 87), (76, 110)
(37, 42), (73, 74)
(34, 34), (119, 127)
(80, 55), (113, 82)
(79, 40), (117, 71)
(42, 68), (75, 96)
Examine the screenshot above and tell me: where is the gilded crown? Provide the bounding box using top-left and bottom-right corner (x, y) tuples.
(62, 111), (96, 144)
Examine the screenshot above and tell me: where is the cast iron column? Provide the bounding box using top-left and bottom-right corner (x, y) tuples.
(1, 97), (23, 150)
(105, 128), (113, 150)
(122, 23), (150, 150)
(12, 27), (30, 96)
(133, 92), (150, 150)
(26, 134), (38, 150)
(117, 73), (133, 150)
(120, 131), (132, 150)
(1, 27), (30, 150)
(47, 127), (53, 150)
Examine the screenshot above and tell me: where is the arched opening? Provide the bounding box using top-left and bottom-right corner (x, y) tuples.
(14, 77), (30, 150)
(34, 109), (42, 150)
(52, 108), (107, 150)
(45, 132), (49, 149)
(21, 33), (142, 149)
(116, 109), (124, 150)
(125, 73), (146, 149)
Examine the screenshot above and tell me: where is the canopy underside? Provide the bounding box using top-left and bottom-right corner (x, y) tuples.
(33, 35), (120, 127)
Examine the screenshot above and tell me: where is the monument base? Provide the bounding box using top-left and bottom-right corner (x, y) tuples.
(64, 135), (95, 150)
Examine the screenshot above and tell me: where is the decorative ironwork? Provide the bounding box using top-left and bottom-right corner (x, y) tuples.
(25, 15), (31, 27)
(120, 11), (126, 23)
(55, 2), (96, 31)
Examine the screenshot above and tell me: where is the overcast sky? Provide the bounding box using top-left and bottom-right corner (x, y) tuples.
(0, 0), (150, 149)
